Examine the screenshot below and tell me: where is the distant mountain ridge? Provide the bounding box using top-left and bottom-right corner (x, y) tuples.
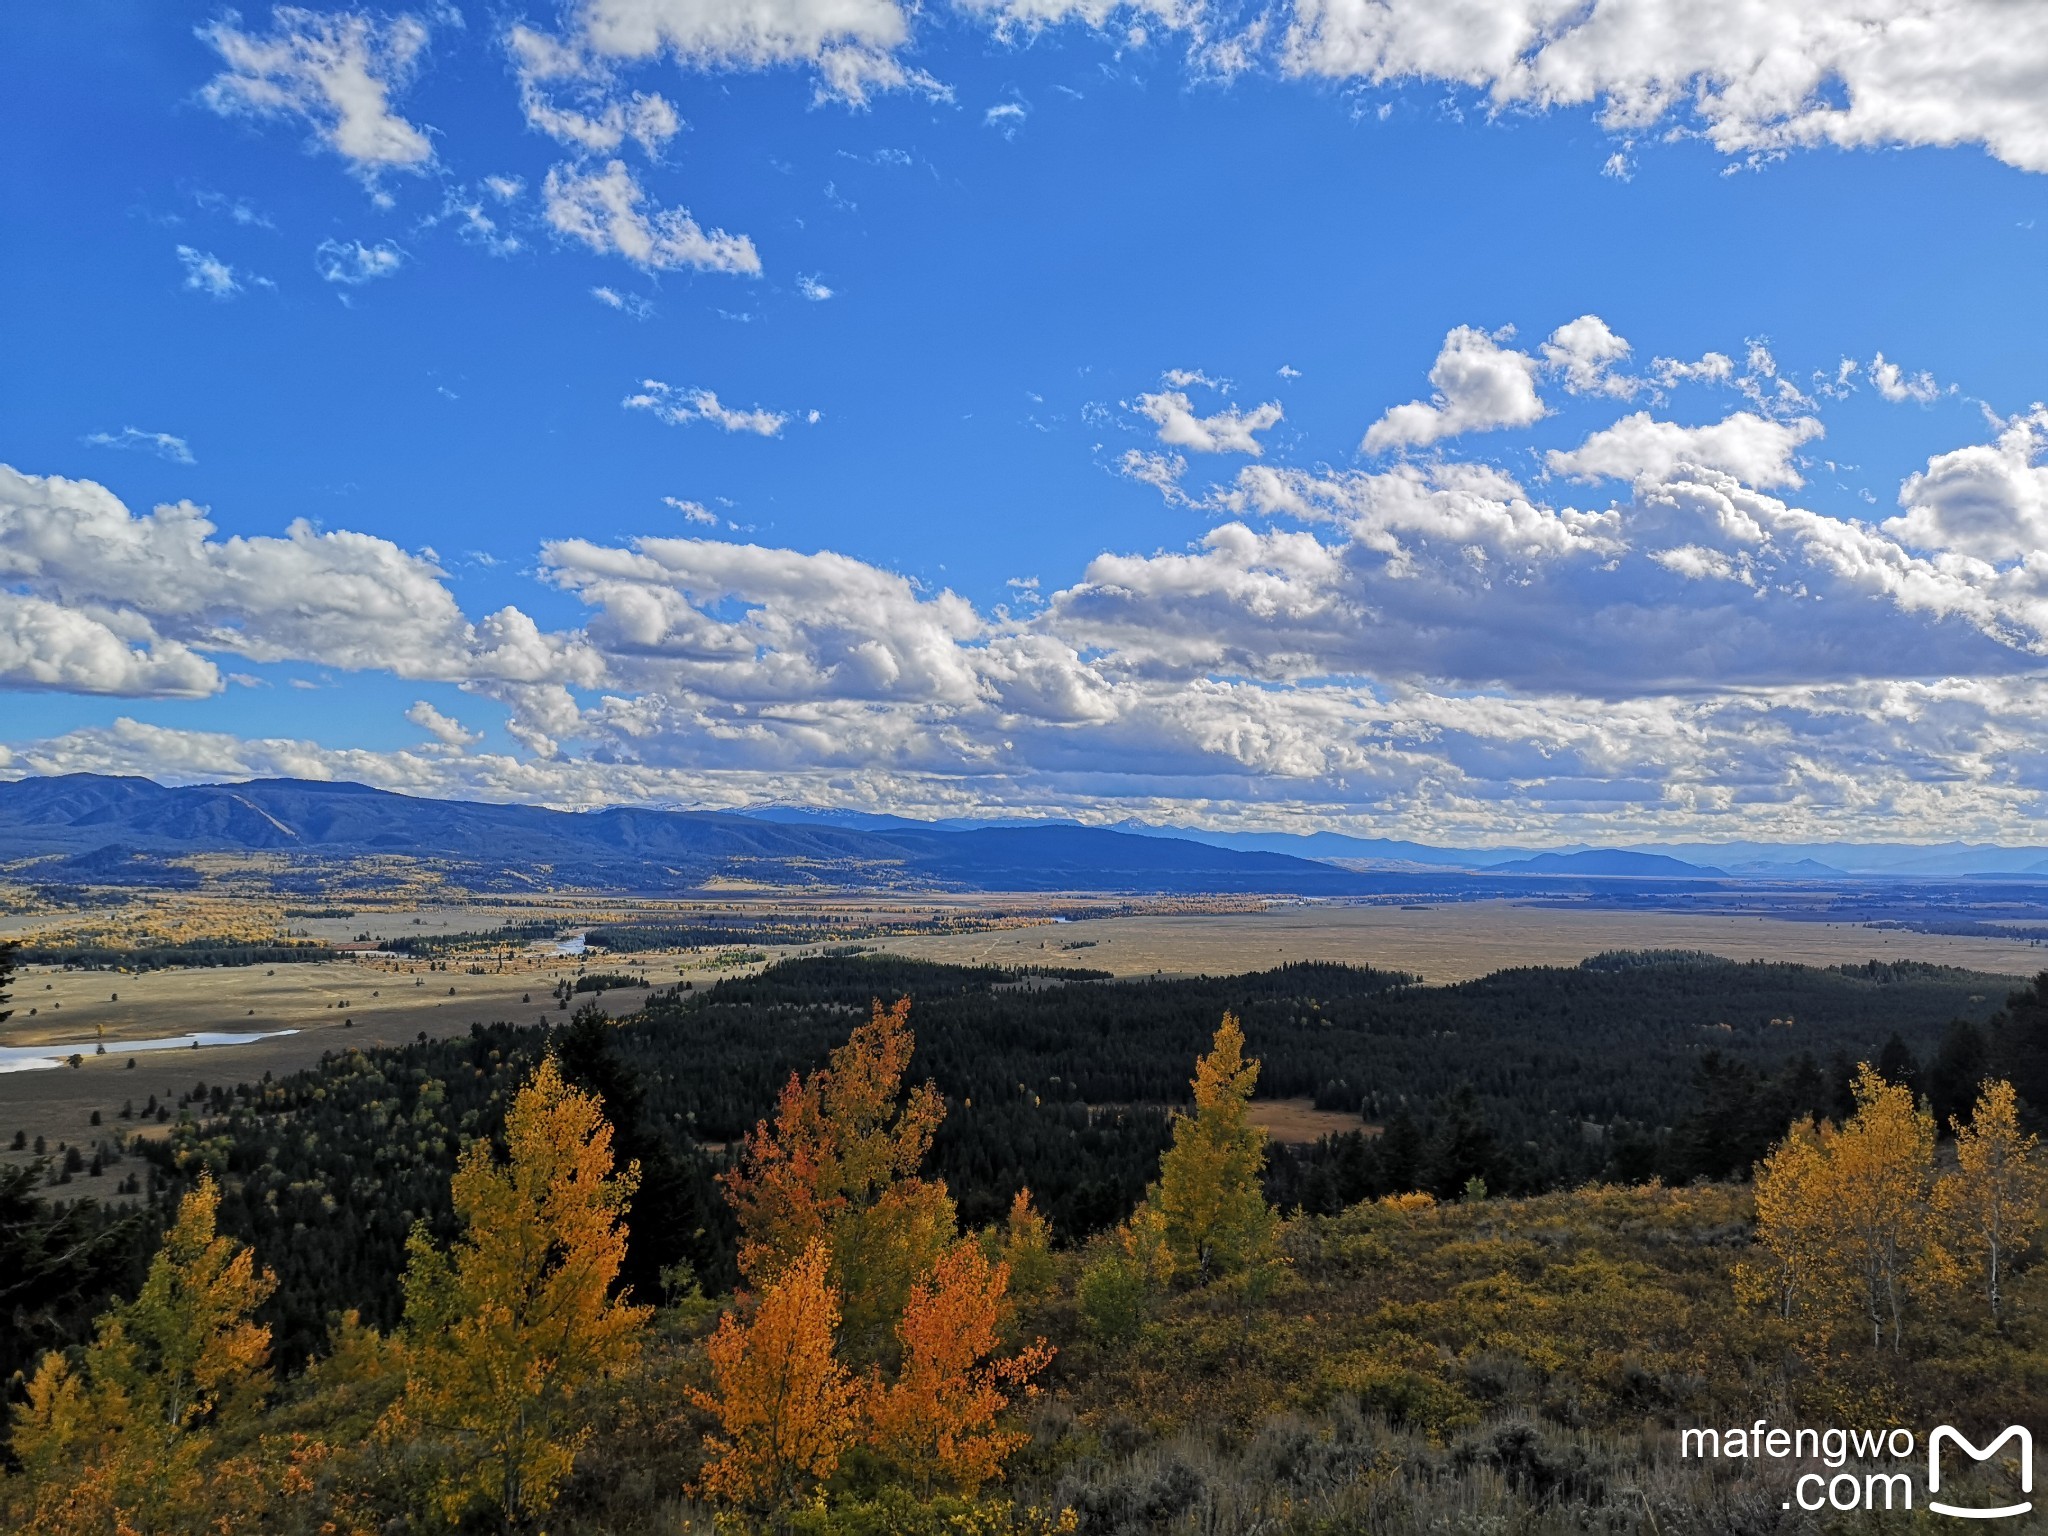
(0, 775), (1389, 896)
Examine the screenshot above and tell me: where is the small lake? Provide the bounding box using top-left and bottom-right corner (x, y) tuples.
(554, 933), (587, 955)
(0, 1028), (300, 1074)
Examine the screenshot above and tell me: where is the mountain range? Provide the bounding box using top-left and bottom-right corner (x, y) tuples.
(6, 774), (2048, 894)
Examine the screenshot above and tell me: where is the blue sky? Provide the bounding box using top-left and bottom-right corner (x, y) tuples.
(6, 0), (2048, 843)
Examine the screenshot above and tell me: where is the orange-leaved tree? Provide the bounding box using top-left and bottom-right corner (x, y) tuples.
(390, 1054), (648, 1533)
(689, 1238), (862, 1516)
(5, 1173), (275, 1534)
(721, 996), (957, 1353)
(1938, 1078), (2046, 1322)
(867, 1238), (1055, 1497)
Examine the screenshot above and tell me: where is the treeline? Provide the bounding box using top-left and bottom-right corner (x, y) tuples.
(85, 950), (2040, 1368)
(7, 987), (2045, 1536)
(16, 940), (332, 971)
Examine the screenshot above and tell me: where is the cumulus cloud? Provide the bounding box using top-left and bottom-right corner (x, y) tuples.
(0, 464), (597, 698)
(198, 6), (437, 185)
(1362, 325), (1546, 450)
(542, 160), (760, 274)
(507, 25), (684, 152)
(1870, 352), (1944, 404)
(624, 381), (790, 435)
(1136, 391), (1284, 455)
(1886, 408), (2048, 562)
(1546, 410), (1824, 489)
(407, 699), (483, 747)
(797, 274), (834, 300)
(1279, 0), (2048, 176)
(315, 237), (406, 284)
(522, 0), (945, 107)
(1541, 314), (1637, 397)
(83, 429), (195, 465)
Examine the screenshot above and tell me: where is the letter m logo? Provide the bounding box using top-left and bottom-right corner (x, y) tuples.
(1929, 1426), (2033, 1520)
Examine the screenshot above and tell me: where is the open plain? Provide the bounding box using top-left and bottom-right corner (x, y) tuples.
(863, 897), (2048, 983)
(6, 895), (2043, 1168)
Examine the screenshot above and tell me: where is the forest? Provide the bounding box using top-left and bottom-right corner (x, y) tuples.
(4, 947), (2047, 1533)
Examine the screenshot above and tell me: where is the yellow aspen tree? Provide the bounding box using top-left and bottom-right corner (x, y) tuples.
(1741, 1117), (1832, 1324)
(1820, 1063), (1944, 1352)
(1939, 1078), (2047, 1322)
(721, 997), (958, 1353)
(1141, 1013), (1277, 1282)
(866, 1240), (1055, 1497)
(391, 1054), (648, 1533)
(999, 1187), (1056, 1298)
(689, 1239), (861, 1516)
(5, 1173), (275, 1535)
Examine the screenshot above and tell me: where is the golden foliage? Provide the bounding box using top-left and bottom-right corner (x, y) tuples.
(722, 996), (958, 1352)
(1940, 1077), (2047, 1321)
(389, 1053), (648, 1530)
(1135, 1013), (1278, 1283)
(1743, 1063), (1953, 1352)
(5, 1174), (277, 1534)
(867, 1240), (1055, 1496)
(690, 1238), (862, 1514)
(998, 1188), (1056, 1299)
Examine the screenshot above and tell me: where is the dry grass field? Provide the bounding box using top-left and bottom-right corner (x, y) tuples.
(0, 946), (744, 1163)
(864, 898), (2048, 983)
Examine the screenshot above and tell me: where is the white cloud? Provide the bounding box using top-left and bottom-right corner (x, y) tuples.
(83, 429), (195, 465)
(407, 699), (483, 747)
(1136, 391), (1284, 454)
(663, 496), (721, 525)
(984, 101), (1028, 135)
(315, 238), (406, 284)
(1362, 325), (1546, 451)
(591, 285), (654, 317)
(0, 595), (220, 698)
(0, 464), (597, 697)
(1541, 314), (1637, 397)
(1164, 368), (1226, 389)
(176, 246), (244, 299)
(507, 25), (685, 153)
(542, 160), (760, 274)
(1547, 410), (1824, 489)
(1869, 352), (1943, 404)
(439, 188), (523, 257)
(1279, 0), (2048, 176)
(624, 380), (790, 435)
(956, 0), (1191, 37)
(1886, 408), (2048, 562)
(797, 274), (834, 300)
(198, 7), (436, 184)
(525, 0), (947, 107)
(1118, 449), (1191, 500)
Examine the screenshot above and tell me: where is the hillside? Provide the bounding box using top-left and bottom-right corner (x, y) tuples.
(0, 775), (1393, 895)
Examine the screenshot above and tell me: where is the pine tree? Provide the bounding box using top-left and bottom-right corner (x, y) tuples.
(721, 996), (957, 1354)
(389, 1055), (647, 1532)
(690, 1238), (861, 1515)
(866, 1239), (1054, 1496)
(1140, 1013), (1277, 1282)
(1939, 1078), (2047, 1322)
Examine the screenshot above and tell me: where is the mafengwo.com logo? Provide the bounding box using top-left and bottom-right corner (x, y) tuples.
(1681, 1421), (2034, 1518)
